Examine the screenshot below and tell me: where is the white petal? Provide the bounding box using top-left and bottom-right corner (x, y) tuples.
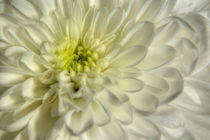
(129, 91), (158, 113)
(0, 85), (23, 111)
(173, 78), (210, 114)
(20, 52), (45, 73)
(0, 129), (18, 140)
(98, 89), (129, 106)
(14, 128), (28, 140)
(173, 38), (198, 76)
(91, 101), (110, 126)
(65, 109), (93, 135)
(110, 45), (147, 68)
(22, 78), (48, 99)
(151, 21), (179, 46)
(56, 0), (68, 17)
(193, 64), (210, 83)
(126, 112), (160, 139)
(28, 105), (57, 140)
(125, 0), (145, 21)
(92, 8), (108, 38)
(7, 113), (33, 132)
(137, 0), (161, 22)
(86, 126), (103, 140)
(13, 101), (41, 121)
(36, 0), (56, 15)
(99, 121), (128, 140)
(154, 67), (184, 104)
(105, 8), (125, 35)
(184, 113), (210, 140)
(25, 24), (50, 46)
(108, 103), (133, 124)
(106, 87), (129, 105)
(4, 46), (26, 62)
(120, 22), (154, 47)
(155, 0), (177, 21)
(140, 72), (169, 96)
(0, 67), (26, 87)
(11, 0), (39, 19)
(117, 77), (144, 93)
(138, 45), (176, 70)
(151, 105), (185, 128)
(90, 0), (117, 9)
(66, 18), (80, 42)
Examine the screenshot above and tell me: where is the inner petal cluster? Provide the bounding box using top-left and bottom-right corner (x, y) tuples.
(55, 36), (103, 75)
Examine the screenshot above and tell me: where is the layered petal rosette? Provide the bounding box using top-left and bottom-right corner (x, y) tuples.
(0, 0), (210, 140)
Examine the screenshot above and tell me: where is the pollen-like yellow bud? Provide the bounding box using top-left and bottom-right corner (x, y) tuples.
(55, 36), (106, 74)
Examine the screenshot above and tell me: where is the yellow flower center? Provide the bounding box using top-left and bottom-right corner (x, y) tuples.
(55, 36), (100, 74)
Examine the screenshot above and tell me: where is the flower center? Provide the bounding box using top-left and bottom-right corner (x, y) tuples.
(55, 36), (100, 74)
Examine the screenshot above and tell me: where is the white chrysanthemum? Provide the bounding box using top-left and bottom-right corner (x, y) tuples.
(0, 0), (210, 140)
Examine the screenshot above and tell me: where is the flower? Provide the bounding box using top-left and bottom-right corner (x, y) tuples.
(0, 0), (210, 140)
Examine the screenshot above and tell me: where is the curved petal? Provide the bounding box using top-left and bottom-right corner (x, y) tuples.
(140, 72), (169, 95)
(137, 0), (161, 22)
(129, 91), (159, 113)
(11, 0), (40, 19)
(0, 85), (23, 111)
(151, 105), (185, 128)
(117, 77), (144, 93)
(138, 45), (176, 70)
(152, 67), (184, 104)
(110, 45), (147, 68)
(22, 78), (48, 99)
(108, 103), (133, 124)
(125, 112), (160, 140)
(92, 8), (108, 38)
(90, 0), (118, 10)
(120, 22), (154, 47)
(14, 128), (28, 140)
(20, 52), (45, 73)
(98, 88), (129, 106)
(65, 109), (93, 135)
(4, 46), (26, 62)
(151, 21), (179, 46)
(28, 105), (57, 140)
(173, 78), (210, 114)
(0, 66), (27, 87)
(105, 7), (125, 35)
(86, 126), (103, 140)
(36, 0), (56, 15)
(172, 38), (199, 76)
(91, 101), (110, 126)
(99, 120), (128, 140)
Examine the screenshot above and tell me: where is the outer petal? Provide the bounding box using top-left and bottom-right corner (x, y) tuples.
(27, 105), (57, 140)
(91, 101), (110, 126)
(110, 45), (147, 68)
(120, 22), (154, 47)
(125, 112), (160, 140)
(129, 91), (159, 114)
(0, 85), (23, 111)
(22, 78), (48, 99)
(20, 52), (45, 73)
(138, 45), (176, 70)
(0, 66), (27, 87)
(11, 0), (40, 19)
(65, 109), (93, 135)
(108, 103), (133, 124)
(117, 77), (144, 93)
(36, 0), (56, 15)
(99, 120), (128, 140)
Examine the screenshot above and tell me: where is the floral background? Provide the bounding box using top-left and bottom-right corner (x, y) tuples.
(0, 0), (210, 140)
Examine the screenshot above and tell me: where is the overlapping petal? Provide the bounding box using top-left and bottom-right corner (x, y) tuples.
(0, 0), (210, 140)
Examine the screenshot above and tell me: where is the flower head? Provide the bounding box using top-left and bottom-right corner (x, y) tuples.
(0, 0), (210, 140)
